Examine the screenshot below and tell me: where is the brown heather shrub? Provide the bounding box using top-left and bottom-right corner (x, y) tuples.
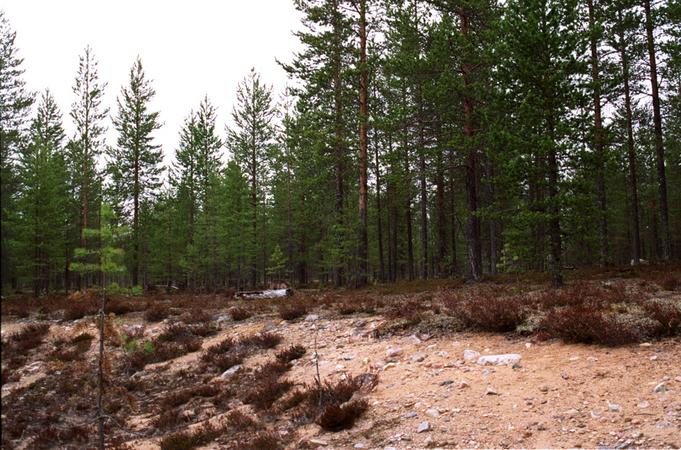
(180, 308), (211, 324)
(383, 298), (425, 323)
(540, 305), (643, 346)
(225, 410), (259, 429)
(159, 422), (224, 450)
(291, 375), (371, 431)
(642, 300), (681, 336)
(443, 291), (526, 332)
(228, 306), (252, 321)
(337, 294), (382, 315)
(243, 332), (282, 349)
(63, 300), (98, 320)
(657, 274), (679, 291)
(4, 323), (50, 355)
(276, 345), (306, 363)
(278, 301), (308, 321)
(160, 384), (219, 409)
(240, 431), (282, 450)
(535, 281), (629, 309)
(317, 400), (368, 431)
(144, 303), (170, 322)
(242, 377), (294, 410)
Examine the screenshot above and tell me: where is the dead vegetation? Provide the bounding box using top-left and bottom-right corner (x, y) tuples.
(1, 268), (679, 448)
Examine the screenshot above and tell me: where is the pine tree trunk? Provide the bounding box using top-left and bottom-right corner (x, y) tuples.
(547, 113), (563, 287)
(436, 147), (447, 277)
(357, 0), (369, 286)
(618, 16), (641, 265)
(460, 11), (482, 281)
(332, 0), (345, 287)
(643, 0), (671, 260)
(588, 0), (608, 265)
(374, 135), (385, 282)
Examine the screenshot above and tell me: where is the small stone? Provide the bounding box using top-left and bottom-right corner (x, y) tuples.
(650, 355), (658, 361)
(404, 411), (418, 418)
(477, 354), (522, 366)
(607, 401), (621, 412)
(654, 382), (667, 393)
(383, 363), (397, 371)
(305, 314), (319, 321)
(482, 369), (493, 377)
(411, 353), (426, 362)
(309, 439), (328, 446)
(639, 342), (652, 347)
(586, 356), (598, 362)
(220, 364), (242, 378)
(525, 342), (532, 348)
(354, 444), (366, 449)
(637, 401), (650, 408)
(485, 386), (499, 395)
(407, 334), (422, 344)
(342, 354), (355, 361)
(417, 421), (431, 433)
(539, 385), (550, 393)
(459, 381), (470, 389)
(463, 349), (481, 361)
(386, 347), (403, 357)
(425, 408), (440, 418)
(590, 409), (602, 418)
(439, 380), (454, 386)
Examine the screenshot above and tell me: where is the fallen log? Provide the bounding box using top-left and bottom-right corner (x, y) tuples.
(235, 288), (293, 299)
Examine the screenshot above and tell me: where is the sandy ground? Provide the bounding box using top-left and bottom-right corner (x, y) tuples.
(104, 312), (681, 450)
(2, 287), (680, 449)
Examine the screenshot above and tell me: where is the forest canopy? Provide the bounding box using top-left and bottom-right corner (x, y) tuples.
(1, 0), (680, 295)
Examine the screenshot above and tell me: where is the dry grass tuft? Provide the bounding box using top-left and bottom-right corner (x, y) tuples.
(275, 345), (306, 363)
(228, 306), (252, 321)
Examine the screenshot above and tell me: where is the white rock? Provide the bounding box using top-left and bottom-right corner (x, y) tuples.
(406, 334), (422, 345)
(426, 408), (440, 418)
(354, 444), (366, 449)
(459, 381), (470, 389)
(309, 439), (328, 446)
(485, 386), (499, 395)
(305, 314), (319, 321)
(476, 354), (522, 366)
(637, 401), (650, 409)
(220, 364), (242, 378)
(417, 421), (431, 433)
(607, 401), (621, 412)
(386, 347), (403, 357)
(411, 353), (426, 362)
(654, 382), (667, 393)
(463, 349), (480, 361)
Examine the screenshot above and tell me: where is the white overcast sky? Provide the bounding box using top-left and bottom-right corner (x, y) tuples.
(3, 0), (303, 165)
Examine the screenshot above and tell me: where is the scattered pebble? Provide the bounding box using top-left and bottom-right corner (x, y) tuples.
(463, 349), (480, 361)
(654, 382), (667, 393)
(426, 408), (440, 417)
(305, 314), (319, 321)
(417, 421), (431, 433)
(386, 347), (402, 358)
(477, 354), (522, 366)
(607, 401), (621, 412)
(485, 386), (499, 395)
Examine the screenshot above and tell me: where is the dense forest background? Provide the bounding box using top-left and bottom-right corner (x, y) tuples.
(1, 0), (680, 295)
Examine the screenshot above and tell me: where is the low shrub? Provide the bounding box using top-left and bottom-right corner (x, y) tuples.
(180, 308), (211, 324)
(63, 301), (98, 320)
(4, 323), (50, 355)
(225, 410), (259, 429)
(144, 303), (169, 322)
(276, 345), (306, 363)
(316, 400), (368, 431)
(443, 291), (526, 332)
(383, 299), (425, 324)
(642, 300), (681, 336)
(657, 275), (679, 291)
(534, 281), (628, 309)
(278, 301), (308, 321)
(540, 305), (643, 346)
(228, 306), (252, 321)
(159, 422), (223, 450)
(240, 431), (282, 450)
(160, 384), (219, 409)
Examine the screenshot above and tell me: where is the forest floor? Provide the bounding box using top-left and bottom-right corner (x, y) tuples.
(1, 265), (680, 449)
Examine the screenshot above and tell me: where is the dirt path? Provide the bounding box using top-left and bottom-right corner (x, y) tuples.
(264, 316), (681, 449)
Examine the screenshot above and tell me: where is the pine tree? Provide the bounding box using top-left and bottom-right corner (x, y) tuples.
(227, 69), (277, 287)
(16, 90), (69, 295)
(0, 11), (33, 293)
(69, 46), (108, 287)
(107, 57), (163, 287)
